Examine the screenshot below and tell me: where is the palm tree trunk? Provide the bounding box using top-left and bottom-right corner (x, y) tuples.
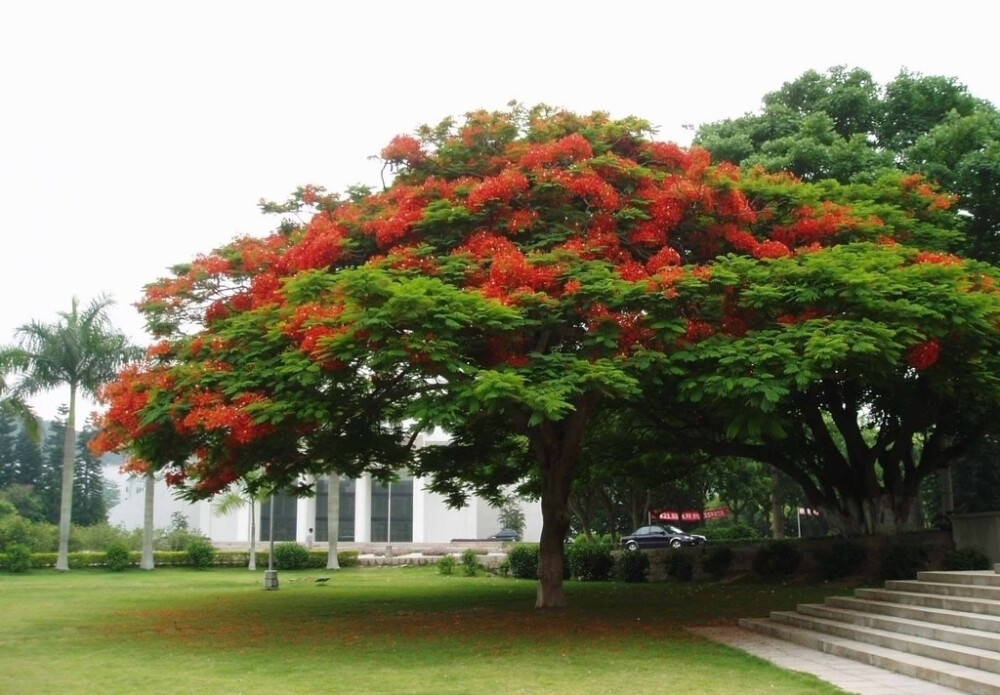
(140, 469), (155, 570)
(55, 383), (77, 571)
(326, 474), (341, 570)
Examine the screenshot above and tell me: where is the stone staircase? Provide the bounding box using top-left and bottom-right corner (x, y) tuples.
(740, 569), (1000, 695)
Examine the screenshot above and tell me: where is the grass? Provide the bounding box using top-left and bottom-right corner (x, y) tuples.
(0, 566), (862, 694)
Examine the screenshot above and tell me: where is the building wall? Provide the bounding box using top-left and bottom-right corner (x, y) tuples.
(107, 473), (542, 544)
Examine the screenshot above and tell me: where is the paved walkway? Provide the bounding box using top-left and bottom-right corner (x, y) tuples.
(688, 626), (966, 695)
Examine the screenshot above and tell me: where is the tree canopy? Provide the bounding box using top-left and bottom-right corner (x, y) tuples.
(695, 66), (1000, 262)
(94, 104), (1000, 605)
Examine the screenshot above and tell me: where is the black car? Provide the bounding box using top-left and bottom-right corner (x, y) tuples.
(620, 525), (706, 551)
(487, 528), (520, 542)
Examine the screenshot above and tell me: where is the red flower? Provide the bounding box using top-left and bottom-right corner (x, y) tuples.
(906, 338), (940, 370)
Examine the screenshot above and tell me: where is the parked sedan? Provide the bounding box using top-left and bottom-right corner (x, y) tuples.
(487, 528), (520, 542)
(620, 525), (706, 551)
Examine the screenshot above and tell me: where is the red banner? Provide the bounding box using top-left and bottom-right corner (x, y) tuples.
(653, 507), (730, 523)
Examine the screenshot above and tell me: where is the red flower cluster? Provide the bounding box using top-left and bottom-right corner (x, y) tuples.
(518, 133), (593, 169)
(915, 251), (963, 266)
(906, 338), (940, 370)
(380, 135), (427, 165)
(467, 168), (530, 211)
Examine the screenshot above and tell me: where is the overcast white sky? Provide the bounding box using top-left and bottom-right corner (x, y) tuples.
(2, 0), (998, 422)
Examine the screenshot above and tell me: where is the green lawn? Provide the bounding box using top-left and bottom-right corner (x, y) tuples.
(0, 566), (860, 694)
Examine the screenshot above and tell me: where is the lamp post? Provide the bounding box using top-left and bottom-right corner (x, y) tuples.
(263, 494), (278, 590)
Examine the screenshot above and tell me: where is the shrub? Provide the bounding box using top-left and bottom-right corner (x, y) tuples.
(663, 551), (694, 582)
(943, 547), (990, 571)
(274, 542), (310, 570)
(70, 523), (131, 552)
(187, 539), (215, 569)
(104, 542), (132, 572)
(495, 557), (511, 577)
(506, 544), (539, 579)
(27, 522), (58, 552)
(814, 540), (868, 580)
(3, 544), (32, 573)
(338, 550), (360, 568)
(617, 550), (649, 583)
(566, 543), (613, 581)
(752, 541), (802, 579)
(0, 515), (33, 552)
(698, 523), (760, 541)
(879, 543), (928, 580)
(702, 546), (733, 580)
(438, 554), (456, 575)
(461, 548), (480, 577)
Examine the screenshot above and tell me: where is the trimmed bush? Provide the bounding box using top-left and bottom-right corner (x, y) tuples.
(879, 543), (928, 580)
(943, 547), (990, 571)
(104, 542), (132, 572)
(566, 543), (613, 581)
(506, 544), (539, 579)
(695, 523), (760, 542)
(752, 541), (801, 579)
(616, 550), (650, 583)
(461, 549), (480, 576)
(187, 539), (215, 569)
(3, 544), (32, 573)
(273, 542), (310, 570)
(814, 540), (868, 580)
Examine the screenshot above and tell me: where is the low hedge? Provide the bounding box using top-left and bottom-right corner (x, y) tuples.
(1, 548), (361, 571)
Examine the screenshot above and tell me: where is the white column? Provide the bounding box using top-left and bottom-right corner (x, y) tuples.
(412, 476), (426, 543)
(355, 475), (372, 543)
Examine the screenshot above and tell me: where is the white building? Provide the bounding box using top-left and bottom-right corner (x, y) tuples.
(108, 469), (541, 545)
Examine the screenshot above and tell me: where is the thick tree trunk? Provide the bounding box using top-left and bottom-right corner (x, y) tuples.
(823, 492), (925, 535)
(140, 470), (155, 570)
(536, 457), (572, 608)
(326, 473), (341, 570)
(55, 384), (77, 571)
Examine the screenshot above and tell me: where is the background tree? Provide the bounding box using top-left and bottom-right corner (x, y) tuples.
(39, 407), (67, 525)
(695, 66), (1000, 261)
(72, 421), (107, 526)
(94, 106), (1000, 608)
(1, 296), (140, 570)
(0, 413), (17, 489)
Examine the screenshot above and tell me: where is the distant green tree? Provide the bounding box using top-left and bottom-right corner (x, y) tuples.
(12, 428), (43, 501)
(695, 66), (1000, 262)
(0, 414), (17, 489)
(73, 424), (107, 526)
(39, 408), (67, 525)
(0, 296), (140, 570)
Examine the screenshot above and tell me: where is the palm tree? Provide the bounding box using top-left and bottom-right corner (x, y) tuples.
(1, 296), (140, 570)
(214, 472), (268, 570)
(0, 372), (41, 443)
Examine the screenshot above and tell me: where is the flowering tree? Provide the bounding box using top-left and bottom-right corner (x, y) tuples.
(94, 105), (1000, 606)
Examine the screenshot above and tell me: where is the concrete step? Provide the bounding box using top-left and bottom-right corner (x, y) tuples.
(797, 602), (1000, 651)
(768, 610), (1000, 674)
(918, 570), (1000, 587)
(741, 618), (1000, 695)
(886, 579), (1000, 601)
(856, 586), (1000, 617)
(827, 595), (1000, 634)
